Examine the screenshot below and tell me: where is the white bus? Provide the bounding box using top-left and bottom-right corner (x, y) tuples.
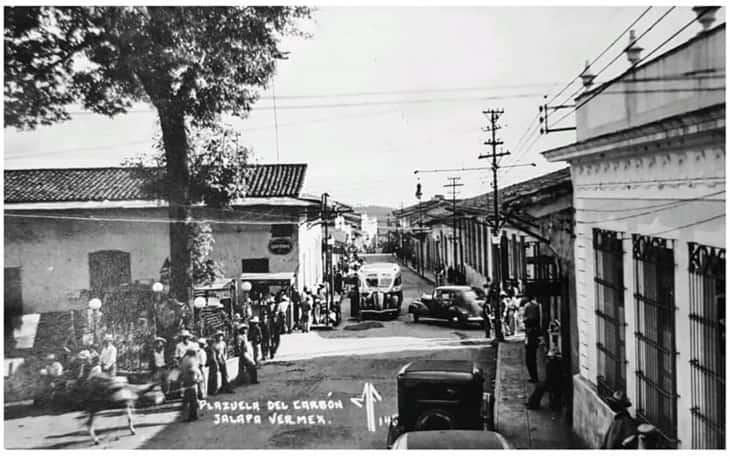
(358, 262), (403, 319)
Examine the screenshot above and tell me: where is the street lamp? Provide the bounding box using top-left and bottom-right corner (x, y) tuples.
(193, 296), (207, 337)
(152, 282), (164, 336)
(88, 298), (102, 345)
(415, 181), (424, 276)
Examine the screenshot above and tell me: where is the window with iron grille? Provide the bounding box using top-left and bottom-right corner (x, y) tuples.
(688, 242), (725, 449)
(632, 234), (678, 447)
(593, 228), (626, 399)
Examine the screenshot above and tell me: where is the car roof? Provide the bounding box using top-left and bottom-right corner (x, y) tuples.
(361, 263), (399, 270)
(435, 285), (473, 291)
(397, 430), (510, 449)
(402, 360), (475, 374)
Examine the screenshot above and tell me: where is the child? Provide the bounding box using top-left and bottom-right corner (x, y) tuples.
(180, 349), (202, 421)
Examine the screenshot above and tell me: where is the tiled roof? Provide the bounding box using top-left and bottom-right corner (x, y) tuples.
(457, 167), (571, 213)
(245, 164), (307, 198)
(4, 163), (307, 204)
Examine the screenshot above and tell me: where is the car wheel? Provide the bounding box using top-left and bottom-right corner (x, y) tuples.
(449, 315), (461, 327)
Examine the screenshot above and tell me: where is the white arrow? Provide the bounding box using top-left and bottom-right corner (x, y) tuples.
(350, 382), (382, 432)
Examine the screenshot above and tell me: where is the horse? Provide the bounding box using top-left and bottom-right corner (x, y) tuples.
(79, 376), (165, 444)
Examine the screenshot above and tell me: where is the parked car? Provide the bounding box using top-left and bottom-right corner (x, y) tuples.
(408, 286), (485, 327)
(389, 430), (511, 449)
(386, 360), (496, 448)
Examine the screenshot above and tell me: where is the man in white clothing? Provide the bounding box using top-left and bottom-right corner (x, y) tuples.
(99, 334), (118, 377)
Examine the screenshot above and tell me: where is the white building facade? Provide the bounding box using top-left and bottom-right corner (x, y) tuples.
(543, 20), (725, 448)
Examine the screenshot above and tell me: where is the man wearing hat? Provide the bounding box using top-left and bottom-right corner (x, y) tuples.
(99, 334), (118, 377)
(150, 337), (169, 394)
(248, 317), (263, 364)
(277, 295), (291, 334)
(174, 330), (198, 366)
(601, 391), (638, 449)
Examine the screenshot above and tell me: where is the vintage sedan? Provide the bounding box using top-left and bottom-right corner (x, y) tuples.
(408, 286), (485, 327)
(385, 360), (497, 448)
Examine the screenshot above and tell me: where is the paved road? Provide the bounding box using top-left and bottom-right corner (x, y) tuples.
(4, 256), (495, 449)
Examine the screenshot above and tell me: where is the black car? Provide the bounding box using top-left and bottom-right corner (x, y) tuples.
(408, 286), (485, 327)
(386, 360), (495, 448)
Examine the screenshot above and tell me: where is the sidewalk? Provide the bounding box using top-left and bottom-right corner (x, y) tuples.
(402, 261), (437, 285)
(494, 336), (578, 449)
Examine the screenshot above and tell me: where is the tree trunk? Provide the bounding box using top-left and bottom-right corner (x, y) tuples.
(158, 107), (193, 305)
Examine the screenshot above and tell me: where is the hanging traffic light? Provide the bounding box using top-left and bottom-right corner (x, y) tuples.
(415, 181), (423, 200)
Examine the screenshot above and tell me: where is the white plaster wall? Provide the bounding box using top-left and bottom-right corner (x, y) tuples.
(4, 208), (169, 313)
(5, 207), (323, 313)
(211, 222), (300, 276)
(571, 140), (725, 448)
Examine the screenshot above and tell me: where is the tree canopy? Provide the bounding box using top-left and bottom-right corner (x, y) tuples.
(5, 6), (310, 129)
(5, 6), (312, 301)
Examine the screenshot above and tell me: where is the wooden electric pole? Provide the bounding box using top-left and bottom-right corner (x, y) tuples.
(480, 108), (509, 342)
(443, 177), (463, 281)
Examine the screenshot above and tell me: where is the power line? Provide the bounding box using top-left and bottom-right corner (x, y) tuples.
(508, 8), (652, 159)
(576, 189), (725, 212)
(551, 7), (712, 128)
(576, 195), (721, 224)
(546, 6), (654, 107)
(507, 6), (655, 160)
(258, 81), (563, 100)
(550, 6), (678, 119)
(575, 213), (725, 241)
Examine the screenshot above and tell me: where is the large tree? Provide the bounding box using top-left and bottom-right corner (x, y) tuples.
(4, 6), (311, 302)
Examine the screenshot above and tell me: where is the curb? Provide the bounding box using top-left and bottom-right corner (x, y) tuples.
(494, 339), (504, 433)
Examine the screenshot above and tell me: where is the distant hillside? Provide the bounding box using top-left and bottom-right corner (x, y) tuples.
(354, 205), (394, 222)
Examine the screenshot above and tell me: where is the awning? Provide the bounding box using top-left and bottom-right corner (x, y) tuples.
(194, 278), (235, 291)
(240, 272), (296, 282)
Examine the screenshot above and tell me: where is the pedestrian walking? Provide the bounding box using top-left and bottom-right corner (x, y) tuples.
(523, 295), (542, 383)
(180, 349), (202, 421)
(236, 325), (259, 384)
(248, 316), (263, 364)
(500, 293), (514, 337)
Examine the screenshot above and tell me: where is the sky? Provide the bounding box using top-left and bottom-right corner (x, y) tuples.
(3, 5), (724, 209)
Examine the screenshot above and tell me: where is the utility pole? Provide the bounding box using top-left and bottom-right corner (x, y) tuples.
(480, 108), (509, 342)
(443, 177), (463, 282)
(321, 192), (331, 327)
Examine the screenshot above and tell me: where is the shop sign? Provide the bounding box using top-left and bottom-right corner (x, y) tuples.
(268, 237), (293, 255)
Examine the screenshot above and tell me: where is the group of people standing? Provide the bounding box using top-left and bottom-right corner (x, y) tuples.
(482, 277), (543, 384)
(150, 322), (274, 421)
